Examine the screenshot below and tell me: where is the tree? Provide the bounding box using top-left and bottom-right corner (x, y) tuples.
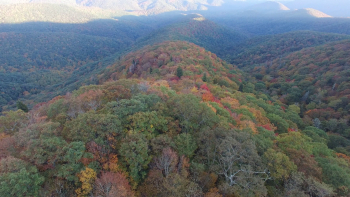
(202, 73), (207, 82)
(267, 114), (289, 134)
(120, 134), (151, 184)
(75, 167), (97, 197)
(286, 148), (322, 180)
(160, 173), (203, 197)
(238, 84), (244, 92)
(64, 111), (122, 144)
(262, 149), (296, 180)
(94, 171), (134, 197)
(284, 172), (334, 197)
(127, 111), (168, 139)
(170, 94), (218, 133)
(212, 131), (269, 196)
(16, 101), (28, 113)
(313, 118), (322, 129)
(276, 132), (312, 153)
(288, 105), (300, 114)
(0, 157), (44, 197)
(177, 67), (183, 78)
(174, 133), (197, 158)
(317, 157), (350, 192)
(154, 148), (178, 177)
(57, 142), (86, 182)
(24, 132), (67, 167)
(243, 82), (255, 93)
(0, 110), (28, 135)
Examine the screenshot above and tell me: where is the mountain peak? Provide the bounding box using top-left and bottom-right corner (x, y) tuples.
(286, 8), (332, 18)
(247, 1), (290, 12)
(304, 8), (332, 18)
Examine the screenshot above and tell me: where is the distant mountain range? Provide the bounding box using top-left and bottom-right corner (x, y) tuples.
(284, 0), (350, 17)
(0, 0), (349, 17)
(0, 0), (224, 15)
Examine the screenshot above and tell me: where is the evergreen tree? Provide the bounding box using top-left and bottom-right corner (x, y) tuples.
(239, 84), (244, 92)
(17, 101), (29, 113)
(202, 73), (207, 82)
(176, 67), (183, 79)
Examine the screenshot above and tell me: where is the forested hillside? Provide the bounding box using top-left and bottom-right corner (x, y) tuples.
(246, 40), (350, 155)
(0, 32), (125, 111)
(226, 31), (350, 68)
(1, 41), (349, 197)
(210, 15), (350, 36)
(0, 12), (184, 111)
(134, 14), (247, 57)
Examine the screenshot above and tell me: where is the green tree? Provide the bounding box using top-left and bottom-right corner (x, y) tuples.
(239, 83), (244, 92)
(267, 114), (289, 133)
(127, 111), (168, 139)
(0, 110), (28, 135)
(174, 133), (197, 158)
(317, 157), (350, 192)
(263, 149), (296, 180)
(170, 94), (218, 133)
(16, 101), (28, 113)
(64, 111), (122, 144)
(0, 157), (44, 197)
(120, 133), (151, 184)
(57, 142), (86, 182)
(243, 82), (255, 93)
(202, 73), (207, 82)
(176, 67), (183, 78)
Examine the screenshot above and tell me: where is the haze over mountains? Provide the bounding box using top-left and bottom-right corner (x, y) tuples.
(0, 0), (349, 17)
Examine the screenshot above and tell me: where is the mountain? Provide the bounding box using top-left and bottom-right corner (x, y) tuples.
(100, 41), (243, 85)
(246, 1), (290, 12)
(226, 31), (350, 68)
(0, 3), (128, 23)
(0, 32), (125, 110)
(1, 40), (349, 197)
(248, 39), (350, 139)
(287, 8), (332, 18)
(134, 14), (247, 57)
(0, 0), (225, 15)
(209, 12), (350, 37)
(284, 0), (350, 17)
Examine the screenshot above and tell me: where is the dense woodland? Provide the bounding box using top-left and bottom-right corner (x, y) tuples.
(1, 2), (350, 196)
(246, 40), (350, 154)
(1, 41), (350, 197)
(0, 32), (127, 110)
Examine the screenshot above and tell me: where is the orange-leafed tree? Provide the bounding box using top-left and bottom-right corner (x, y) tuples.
(202, 92), (215, 102)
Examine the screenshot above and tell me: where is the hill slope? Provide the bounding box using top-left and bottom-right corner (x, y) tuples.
(0, 32), (124, 110)
(287, 8), (332, 18)
(0, 40), (349, 197)
(101, 41), (243, 86)
(249, 39), (350, 140)
(226, 31), (350, 68)
(134, 14), (247, 57)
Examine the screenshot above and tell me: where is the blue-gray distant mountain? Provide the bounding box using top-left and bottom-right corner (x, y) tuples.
(0, 0), (225, 15)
